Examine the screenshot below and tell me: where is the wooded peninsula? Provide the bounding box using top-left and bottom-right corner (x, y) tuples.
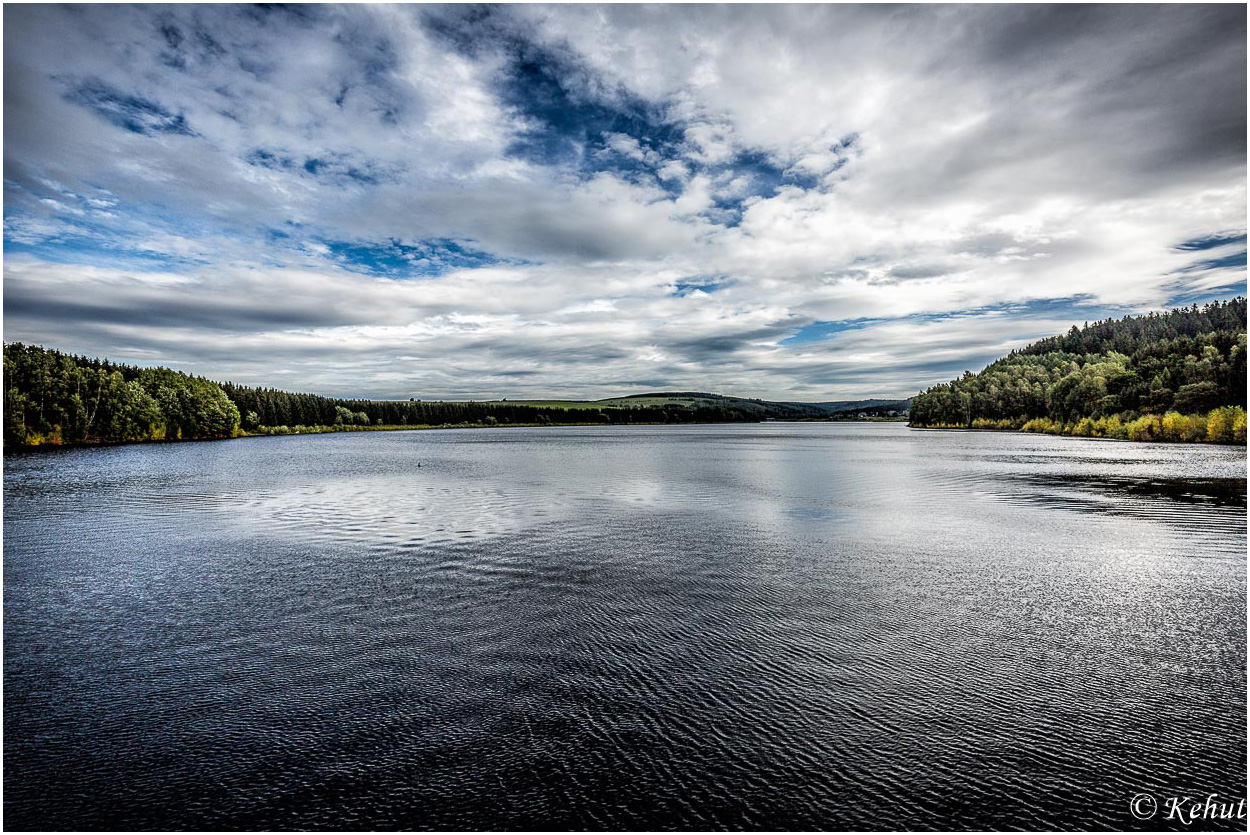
(908, 298), (1246, 443)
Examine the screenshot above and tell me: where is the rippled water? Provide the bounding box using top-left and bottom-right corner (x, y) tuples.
(5, 423), (1246, 830)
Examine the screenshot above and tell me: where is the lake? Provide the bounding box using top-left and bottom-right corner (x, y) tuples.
(4, 423), (1246, 830)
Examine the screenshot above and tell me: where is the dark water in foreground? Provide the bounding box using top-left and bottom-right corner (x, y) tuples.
(4, 423), (1246, 831)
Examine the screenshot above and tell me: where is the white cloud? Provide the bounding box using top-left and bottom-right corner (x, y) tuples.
(2, 4), (1245, 400)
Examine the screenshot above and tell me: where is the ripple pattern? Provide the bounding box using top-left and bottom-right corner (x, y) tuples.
(4, 424), (1245, 830)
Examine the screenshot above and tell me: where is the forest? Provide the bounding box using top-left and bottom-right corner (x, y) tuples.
(908, 298), (1247, 444)
(3, 344), (240, 447)
(220, 381), (761, 434)
(3, 343), (762, 449)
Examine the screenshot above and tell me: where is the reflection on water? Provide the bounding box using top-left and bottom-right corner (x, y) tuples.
(988, 474), (1246, 541)
(1004, 473), (1246, 507)
(4, 423), (1246, 830)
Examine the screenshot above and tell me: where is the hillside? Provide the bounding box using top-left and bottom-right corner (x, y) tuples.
(594, 392), (830, 419)
(908, 298), (1247, 443)
(798, 398), (913, 417)
(597, 393), (912, 418)
(495, 392), (892, 419)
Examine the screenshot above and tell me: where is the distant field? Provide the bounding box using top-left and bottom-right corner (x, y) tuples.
(597, 395), (747, 409)
(483, 400), (608, 410)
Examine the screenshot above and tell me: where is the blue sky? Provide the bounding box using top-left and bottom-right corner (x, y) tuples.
(3, 4), (1246, 399)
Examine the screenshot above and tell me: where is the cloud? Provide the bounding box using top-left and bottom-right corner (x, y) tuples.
(3, 4), (1246, 400)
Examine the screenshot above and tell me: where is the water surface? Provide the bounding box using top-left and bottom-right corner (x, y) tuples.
(5, 423), (1246, 830)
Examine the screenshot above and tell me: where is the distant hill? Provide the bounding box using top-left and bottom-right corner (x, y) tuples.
(793, 398), (913, 416)
(527, 392), (912, 419)
(908, 298), (1246, 443)
(593, 392), (829, 419)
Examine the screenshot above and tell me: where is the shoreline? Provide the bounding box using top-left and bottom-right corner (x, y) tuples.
(8, 416), (1243, 454)
(906, 423), (1246, 446)
(6, 418), (853, 454)
(2, 419), (659, 454)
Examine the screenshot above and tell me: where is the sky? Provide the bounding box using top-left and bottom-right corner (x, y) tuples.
(3, 3), (1246, 401)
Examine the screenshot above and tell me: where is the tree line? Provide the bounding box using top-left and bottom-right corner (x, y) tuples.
(221, 380), (761, 434)
(3, 343), (761, 449)
(4, 343), (240, 446)
(908, 298), (1247, 443)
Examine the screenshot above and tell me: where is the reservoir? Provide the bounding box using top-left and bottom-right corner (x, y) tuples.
(4, 423), (1245, 829)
